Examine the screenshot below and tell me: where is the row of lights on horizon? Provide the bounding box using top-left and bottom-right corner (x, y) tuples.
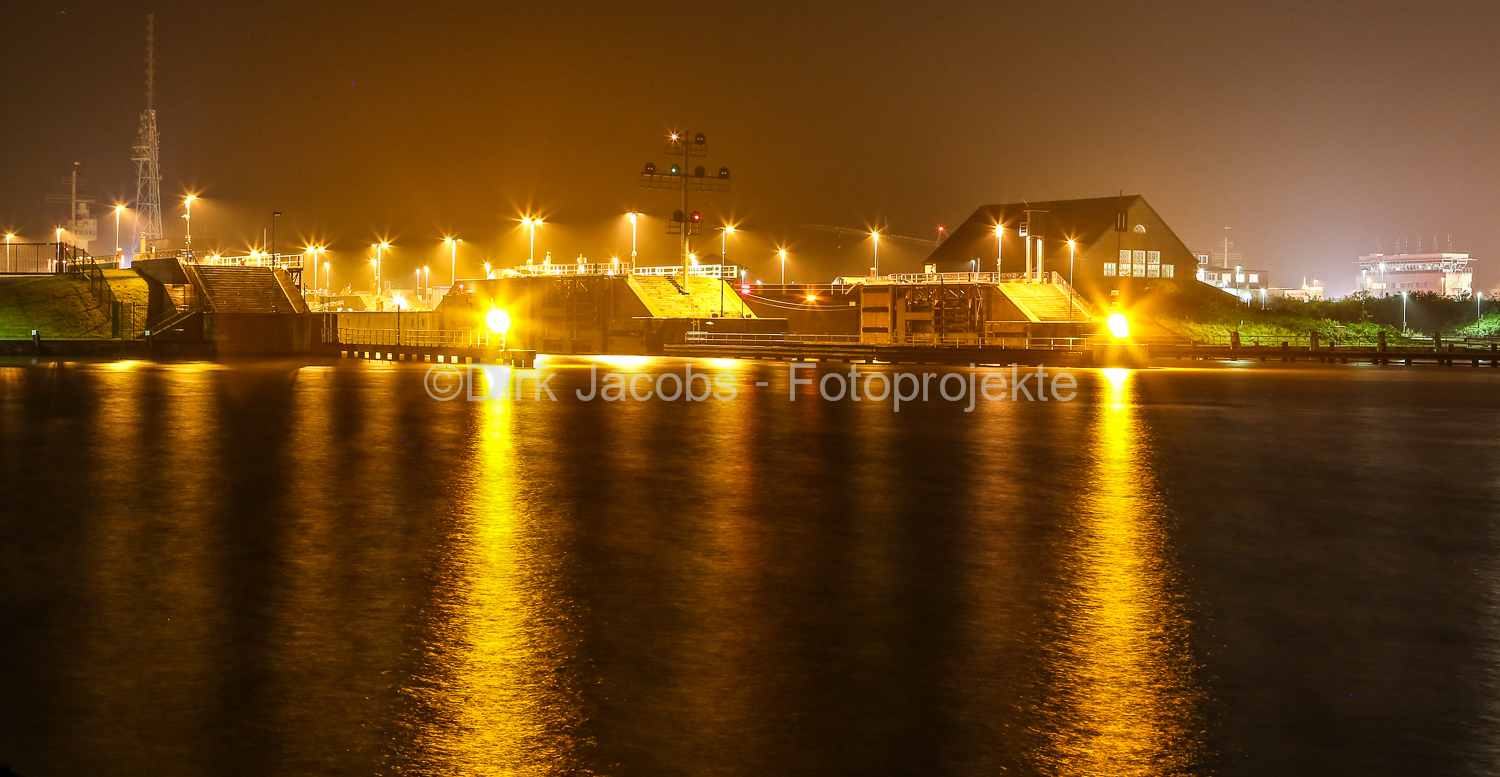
(28, 201), (840, 289)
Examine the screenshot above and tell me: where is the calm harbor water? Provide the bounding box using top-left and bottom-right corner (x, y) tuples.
(2, 357), (1499, 776)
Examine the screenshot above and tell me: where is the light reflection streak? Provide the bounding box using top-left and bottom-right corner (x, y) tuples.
(1036, 368), (1206, 775)
(398, 394), (587, 775)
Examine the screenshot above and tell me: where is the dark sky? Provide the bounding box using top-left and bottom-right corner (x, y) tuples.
(4, 0), (1498, 292)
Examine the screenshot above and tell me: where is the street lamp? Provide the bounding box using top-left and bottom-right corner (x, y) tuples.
(871, 230), (880, 276)
(183, 195), (197, 251)
(721, 225), (736, 267)
(520, 217), (542, 265)
(1402, 290), (1408, 332)
(626, 211), (641, 265)
(371, 242), (389, 294)
(444, 237), (463, 285)
(779, 248), (787, 286)
(324, 261), (331, 294)
(1067, 239), (1076, 287)
(309, 246), (326, 288)
(5, 233), (13, 273)
(994, 223), (1004, 275)
(114, 205), (127, 258)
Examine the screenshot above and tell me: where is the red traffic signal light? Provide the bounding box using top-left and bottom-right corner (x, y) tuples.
(690, 211), (701, 222)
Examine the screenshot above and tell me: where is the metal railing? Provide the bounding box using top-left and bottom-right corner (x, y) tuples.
(337, 328), (492, 348)
(507, 261), (633, 277)
(185, 252), (303, 270)
(682, 331), (1090, 350)
(0, 242), (90, 274)
(632, 263), (742, 279)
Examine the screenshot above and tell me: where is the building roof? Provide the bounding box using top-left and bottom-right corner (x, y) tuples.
(926, 194), (1167, 266)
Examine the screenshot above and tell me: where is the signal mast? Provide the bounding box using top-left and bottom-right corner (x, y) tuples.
(638, 132), (730, 292)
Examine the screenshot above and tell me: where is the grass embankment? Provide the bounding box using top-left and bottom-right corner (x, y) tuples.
(0, 270), (149, 339)
(1141, 289), (1497, 345)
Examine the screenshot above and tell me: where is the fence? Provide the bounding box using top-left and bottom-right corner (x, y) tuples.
(185, 252), (303, 270)
(1, 243), (79, 274)
(682, 331), (1090, 350)
(509, 262), (633, 277)
(633, 263), (742, 279)
(336, 328), (492, 348)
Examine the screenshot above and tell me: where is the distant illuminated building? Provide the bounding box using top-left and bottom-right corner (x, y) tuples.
(1357, 253), (1472, 297)
(1267, 278), (1325, 301)
(1196, 261), (1270, 303)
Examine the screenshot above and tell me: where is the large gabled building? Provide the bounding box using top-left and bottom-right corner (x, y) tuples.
(923, 194), (1202, 308)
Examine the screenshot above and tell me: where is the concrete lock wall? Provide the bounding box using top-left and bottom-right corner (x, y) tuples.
(207, 312), (336, 356)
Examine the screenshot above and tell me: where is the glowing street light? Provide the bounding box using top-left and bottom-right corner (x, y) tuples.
(183, 195), (197, 251)
(779, 248), (787, 285)
(720, 224), (736, 264)
(323, 261), (331, 293)
(114, 205), (127, 258)
(371, 242), (389, 294)
(994, 223), (1004, 274)
(5, 233), (13, 273)
(520, 217), (543, 265)
(626, 211), (641, 264)
(1402, 290), (1408, 331)
(308, 246), (326, 288)
(871, 230), (880, 276)
(444, 237), (463, 285)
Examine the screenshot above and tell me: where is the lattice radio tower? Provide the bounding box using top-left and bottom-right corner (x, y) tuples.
(131, 14), (163, 254)
(638, 132), (730, 291)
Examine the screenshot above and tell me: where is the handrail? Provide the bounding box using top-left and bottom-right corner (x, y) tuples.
(681, 331), (1091, 349)
(336, 328), (492, 348)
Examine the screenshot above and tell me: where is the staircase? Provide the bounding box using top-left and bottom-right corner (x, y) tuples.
(998, 283), (1093, 322)
(628, 275), (754, 318)
(189, 266), (308, 313)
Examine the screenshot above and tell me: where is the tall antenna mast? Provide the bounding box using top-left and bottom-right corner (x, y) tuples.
(131, 14), (163, 254)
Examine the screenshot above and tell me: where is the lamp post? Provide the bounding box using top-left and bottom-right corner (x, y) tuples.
(779, 248), (787, 286)
(1067, 239), (1077, 322)
(871, 231), (880, 276)
(444, 237), (462, 285)
(183, 195), (196, 252)
(720, 225), (735, 267)
(372, 242), (388, 295)
(55, 227), (64, 271)
(626, 212), (640, 266)
(5, 233), (13, 273)
(994, 223), (1004, 275)
(521, 217), (542, 265)
(114, 205), (126, 258)
(324, 261), (331, 294)
(1477, 290), (1483, 322)
(310, 246), (325, 289)
(270, 211), (281, 264)
(1402, 290), (1408, 332)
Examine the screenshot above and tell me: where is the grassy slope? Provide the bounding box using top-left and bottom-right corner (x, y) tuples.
(0, 270), (149, 339)
(1133, 285), (1487, 345)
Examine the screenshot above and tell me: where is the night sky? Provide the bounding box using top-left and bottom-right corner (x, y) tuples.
(4, 0), (1498, 291)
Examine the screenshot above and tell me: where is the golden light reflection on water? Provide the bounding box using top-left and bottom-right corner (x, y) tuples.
(399, 396), (587, 776)
(1037, 368), (1206, 775)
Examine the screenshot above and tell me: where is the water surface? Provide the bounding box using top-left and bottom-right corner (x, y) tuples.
(2, 358), (1497, 776)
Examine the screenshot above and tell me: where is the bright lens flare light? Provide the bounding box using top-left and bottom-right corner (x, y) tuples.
(486, 308), (511, 335)
(1107, 313), (1131, 339)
